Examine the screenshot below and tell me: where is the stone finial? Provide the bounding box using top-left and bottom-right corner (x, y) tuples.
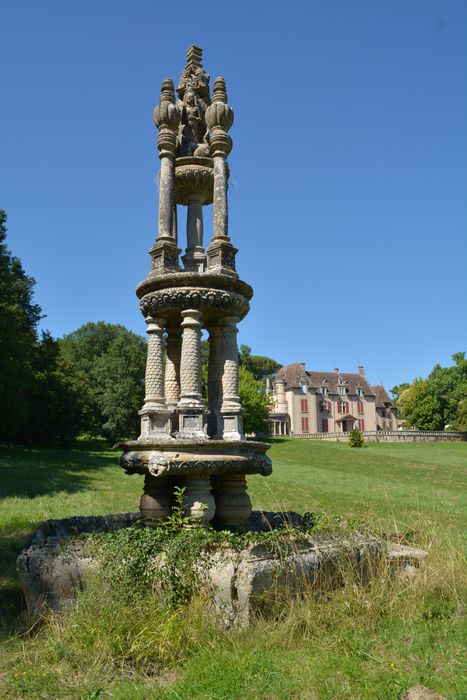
(205, 77), (234, 159)
(154, 78), (181, 134)
(186, 45), (203, 69)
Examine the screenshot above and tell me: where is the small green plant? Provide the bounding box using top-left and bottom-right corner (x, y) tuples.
(164, 485), (193, 531)
(349, 428), (365, 447)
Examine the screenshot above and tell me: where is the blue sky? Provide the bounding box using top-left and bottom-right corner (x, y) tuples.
(1, 0), (466, 391)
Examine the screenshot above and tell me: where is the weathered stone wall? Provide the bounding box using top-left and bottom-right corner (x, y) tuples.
(17, 511), (427, 627)
(289, 430), (467, 442)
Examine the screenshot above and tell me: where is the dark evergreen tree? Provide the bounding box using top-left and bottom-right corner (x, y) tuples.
(0, 210), (42, 442)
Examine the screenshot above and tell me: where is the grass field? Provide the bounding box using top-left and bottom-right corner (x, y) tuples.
(0, 439), (466, 699)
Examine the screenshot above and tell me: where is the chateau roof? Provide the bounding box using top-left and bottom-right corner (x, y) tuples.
(371, 385), (393, 407)
(275, 364), (375, 396)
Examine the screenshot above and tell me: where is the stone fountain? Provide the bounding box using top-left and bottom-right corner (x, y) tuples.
(17, 47), (426, 625)
(119, 45), (271, 529)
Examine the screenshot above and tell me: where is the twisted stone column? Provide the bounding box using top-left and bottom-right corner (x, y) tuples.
(220, 317), (241, 413)
(143, 317), (166, 410)
(207, 324), (223, 437)
(179, 309), (203, 407)
(164, 326), (182, 409)
(220, 316), (243, 440)
(177, 309), (206, 438)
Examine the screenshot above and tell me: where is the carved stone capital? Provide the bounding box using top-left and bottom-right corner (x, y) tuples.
(140, 286), (249, 322)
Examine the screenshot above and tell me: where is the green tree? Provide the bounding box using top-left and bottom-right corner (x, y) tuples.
(397, 379), (443, 430)
(239, 344), (282, 381)
(92, 332), (146, 442)
(390, 383), (410, 403)
(239, 365), (270, 435)
(427, 353), (467, 429)
(0, 210), (42, 442)
(455, 397), (467, 431)
(60, 322), (146, 442)
(27, 332), (85, 445)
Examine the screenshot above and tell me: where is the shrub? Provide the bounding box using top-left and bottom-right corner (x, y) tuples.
(349, 429), (365, 448)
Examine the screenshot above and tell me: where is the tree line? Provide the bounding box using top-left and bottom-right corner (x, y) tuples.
(0, 211), (279, 446)
(391, 353), (467, 431)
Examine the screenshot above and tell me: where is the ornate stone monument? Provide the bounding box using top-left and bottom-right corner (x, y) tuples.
(120, 46), (272, 530)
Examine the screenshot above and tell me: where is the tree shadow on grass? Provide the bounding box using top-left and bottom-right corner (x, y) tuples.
(0, 440), (117, 500)
(0, 441), (118, 625)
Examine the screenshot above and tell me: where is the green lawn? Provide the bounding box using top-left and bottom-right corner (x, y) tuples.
(0, 439), (466, 699)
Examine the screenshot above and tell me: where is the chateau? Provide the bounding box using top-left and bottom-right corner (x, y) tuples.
(269, 363), (396, 436)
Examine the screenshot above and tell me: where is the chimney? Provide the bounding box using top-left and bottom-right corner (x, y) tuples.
(358, 365), (365, 377)
(334, 368), (339, 374)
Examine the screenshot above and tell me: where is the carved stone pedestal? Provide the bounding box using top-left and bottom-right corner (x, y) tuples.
(148, 238), (181, 275)
(139, 408), (174, 440)
(182, 477), (216, 525)
(206, 238), (238, 277)
(140, 475), (173, 521)
(220, 410), (244, 442)
(212, 474), (252, 531)
(177, 407), (206, 439)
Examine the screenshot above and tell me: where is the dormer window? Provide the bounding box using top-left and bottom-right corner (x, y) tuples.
(356, 387), (363, 397)
(338, 386), (347, 395)
(320, 386), (328, 396)
(300, 379), (308, 395)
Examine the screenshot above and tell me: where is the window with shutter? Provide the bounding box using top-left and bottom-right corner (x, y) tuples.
(301, 399), (308, 413)
(301, 417), (309, 433)
(322, 418), (328, 432)
(357, 401), (364, 415)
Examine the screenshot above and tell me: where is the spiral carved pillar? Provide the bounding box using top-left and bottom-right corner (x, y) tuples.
(207, 324), (223, 437)
(220, 316), (243, 441)
(139, 317), (172, 439)
(178, 309), (206, 437)
(165, 326), (182, 409)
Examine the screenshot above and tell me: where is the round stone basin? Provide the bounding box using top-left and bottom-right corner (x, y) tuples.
(120, 438), (272, 478)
